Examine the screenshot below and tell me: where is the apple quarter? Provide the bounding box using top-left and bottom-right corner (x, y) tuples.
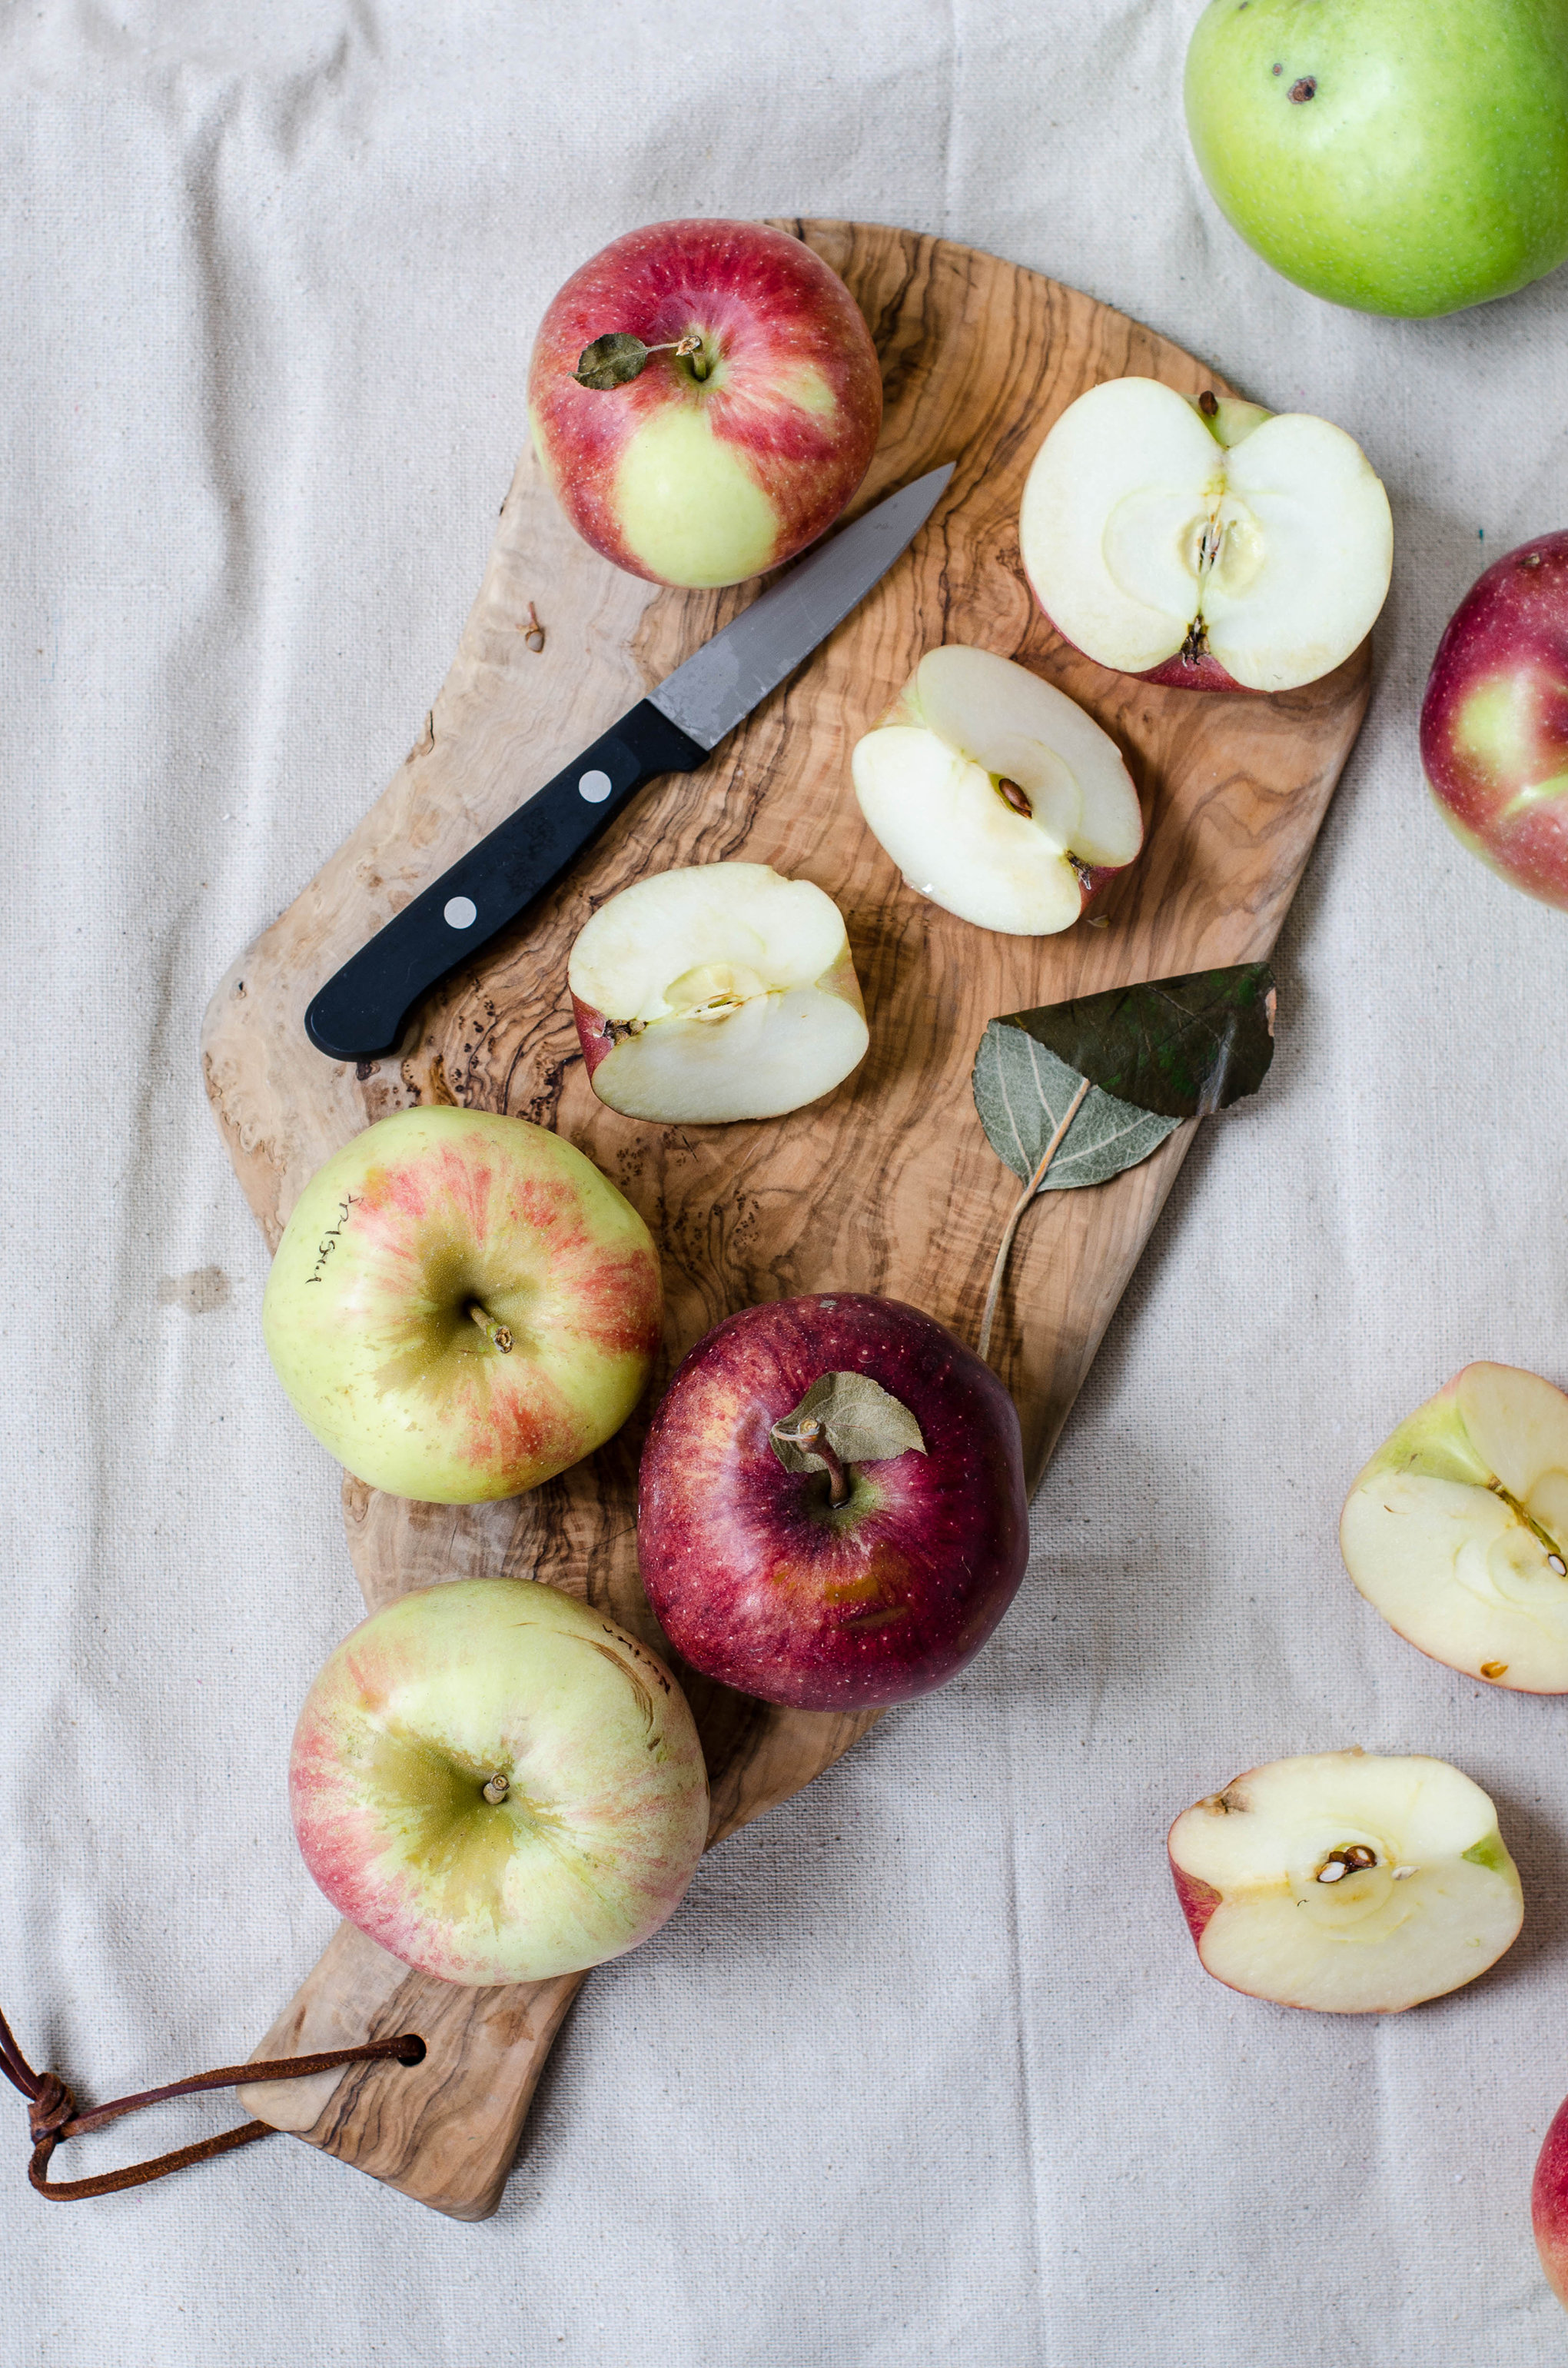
(1340, 1362), (1568, 1691)
(1168, 1749), (1523, 2014)
(850, 644), (1142, 933)
(569, 862), (869, 1123)
(290, 1579), (709, 1986)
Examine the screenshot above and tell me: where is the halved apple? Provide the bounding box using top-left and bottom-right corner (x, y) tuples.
(569, 861), (869, 1123)
(1340, 1362), (1568, 1692)
(1168, 1749), (1523, 2014)
(1019, 377), (1393, 692)
(849, 644), (1142, 933)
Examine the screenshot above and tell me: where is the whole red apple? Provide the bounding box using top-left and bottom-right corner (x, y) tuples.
(1421, 532), (1568, 908)
(527, 219), (882, 590)
(636, 1293), (1028, 1711)
(1534, 2090), (1568, 2310)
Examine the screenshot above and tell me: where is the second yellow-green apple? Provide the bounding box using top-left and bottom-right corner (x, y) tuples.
(1421, 534), (1568, 909)
(1340, 1362), (1568, 1691)
(527, 219), (882, 589)
(290, 1578), (709, 1984)
(261, 1105), (662, 1503)
(1019, 377), (1391, 692)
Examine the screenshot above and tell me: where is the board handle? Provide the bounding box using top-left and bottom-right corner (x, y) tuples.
(303, 699), (704, 1063)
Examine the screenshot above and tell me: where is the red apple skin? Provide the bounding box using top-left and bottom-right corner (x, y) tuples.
(1421, 533), (1568, 910)
(571, 991), (613, 1086)
(1534, 2092), (1568, 2309)
(636, 1292), (1028, 1711)
(1041, 612), (1248, 693)
(1168, 1848), (1224, 1947)
(527, 219), (882, 587)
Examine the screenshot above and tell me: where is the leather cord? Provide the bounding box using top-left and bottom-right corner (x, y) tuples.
(0, 2001), (425, 2199)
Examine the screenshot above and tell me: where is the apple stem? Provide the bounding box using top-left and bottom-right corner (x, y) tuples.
(1487, 1477), (1568, 1569)
(977, 1075), (1093, 1367)
(467, 1302), (514, 1354)
(482, 1772), (510, 1804)
(772, 1414), (853, 1508)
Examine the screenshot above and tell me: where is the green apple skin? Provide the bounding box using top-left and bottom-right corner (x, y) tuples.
(262, 1106), (663, 1504)
(1184, 0), (1568, 317)
(290, 1578), (709, 1985)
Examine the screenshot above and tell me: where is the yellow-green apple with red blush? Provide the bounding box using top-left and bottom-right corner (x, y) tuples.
(1168, 1749), (1523, 2013)
(637, 1292), (1028, 1711)
(1339, 1362), (1568, 1692)
(568, 862), (869, 1123)
(1421, 534), (1568, 907)
(290, 1578), (709, 1984)
(527, 219), (882, 589)
(1019, 377), (1391, 692)
(261, 1106), (662, 1503)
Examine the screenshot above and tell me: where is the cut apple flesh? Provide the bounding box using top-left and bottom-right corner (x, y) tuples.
(1019, 376), (1393, 692)
(1168, 1750), (1523, 2014)
(1340, 1361), (1568, 1692)
(850, 644), (1141, 933)
(568, 862), (868, 1124)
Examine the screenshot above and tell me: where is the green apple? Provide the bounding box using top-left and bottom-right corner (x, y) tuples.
(1184, 0), (1568, 317)
(291, 1578), (709, 1984)
(1340, 1362), (1568, 1691)
(262, 1106), (663, 1503)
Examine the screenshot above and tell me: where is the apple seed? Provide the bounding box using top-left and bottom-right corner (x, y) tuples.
(1316, 1844), (1377, 1884)
(995, 775), (1034, 817)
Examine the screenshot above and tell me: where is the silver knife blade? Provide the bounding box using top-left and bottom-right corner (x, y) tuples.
(649, 461), (955, 750)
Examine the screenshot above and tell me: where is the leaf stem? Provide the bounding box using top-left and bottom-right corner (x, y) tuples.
(977, 1075), (1092, 1368)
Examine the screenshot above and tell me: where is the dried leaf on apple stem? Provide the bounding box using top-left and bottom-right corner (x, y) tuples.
(769, 1372), (927, 1476)
(573, 332), (653, 391)
(970, 962), (1277, 1365)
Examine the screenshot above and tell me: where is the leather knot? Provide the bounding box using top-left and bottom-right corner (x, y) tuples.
(28, 2072), (75, 2145)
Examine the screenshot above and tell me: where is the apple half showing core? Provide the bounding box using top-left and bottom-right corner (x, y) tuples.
(262, 1105), (662, 1504)
(850, 644), (1143, 933)
(1168, 1749), (1523, 2014)
(637, 1292), (1029, 1711)
(290, 1578), (709, 1985)
(1340, 1361), (1568, 1692)
(1019, 377), (1392, 692)
(570, 863), (869, 1123)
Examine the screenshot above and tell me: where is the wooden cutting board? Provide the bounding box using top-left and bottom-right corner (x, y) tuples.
(201, 220), (1372, 2219)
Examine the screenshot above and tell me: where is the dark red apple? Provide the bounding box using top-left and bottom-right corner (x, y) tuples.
(636, 1292), (1028, 1711)
(1421, 532), (1568, 909)
(527, 218), (882, 590)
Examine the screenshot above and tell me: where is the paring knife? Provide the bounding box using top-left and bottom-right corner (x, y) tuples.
(304, 462), (956, 1063)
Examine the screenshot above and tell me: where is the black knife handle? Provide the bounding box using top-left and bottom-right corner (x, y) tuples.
(304, 698), (705, 1063)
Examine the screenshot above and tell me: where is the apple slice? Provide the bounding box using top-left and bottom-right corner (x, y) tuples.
(849, 644), (1142, 933)
(569, 861), (869, 1123)
(1168, 1749), (1523, 2014)
(1340, 1362), (1568, 1693)
(1019, 377), (1393, 692)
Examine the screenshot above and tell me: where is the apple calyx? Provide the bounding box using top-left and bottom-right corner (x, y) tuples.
(573, 330), (708, 390)
(481, 1771), (510, 1804)
(466, 1300), (514, 1354)
(769, 1371), (928, 1510)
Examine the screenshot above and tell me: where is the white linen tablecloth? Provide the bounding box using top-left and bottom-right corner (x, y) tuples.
(3, 2), (1566, 2360)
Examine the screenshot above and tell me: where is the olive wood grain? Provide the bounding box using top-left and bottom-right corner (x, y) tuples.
(202, 221), (1372, 2218)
